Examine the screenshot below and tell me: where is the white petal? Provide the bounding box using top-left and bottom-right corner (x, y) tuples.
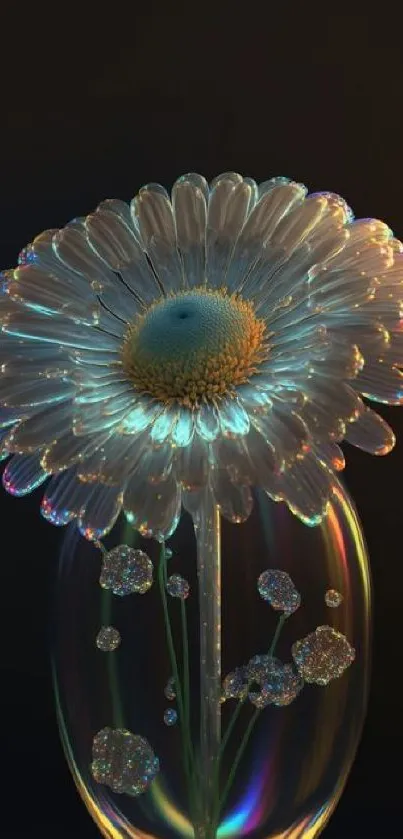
(124, 472), (181, 540)
(86, 205), (161, 304)
(353, 361), (403, 404)
(218, 398), (250, 437)
(78, 484), (123, 540)
(174, 434), (210, 490)
(41, 431), (110, 473)
(6, 264), (99, 325)
(6, 403), (73, 453)
(344, 407), (395, 454)
(133, 184), (183, 293)
(119, 399), (162, 434)
(171, 409), (194, 447)
(172, 173), (207, 288)
(0, 377), (74, 408)
(195, 401), (220, 442)
(2, 308), (119, 351)
(275, 453), (334, 526)
(41, 467), (92, 525)
(206, 177), (253, 288)
(211, 467), (253, 523)
(53, 220), (116, 287)
(150, 406), (180, 445)
(2, 453), (48, 496)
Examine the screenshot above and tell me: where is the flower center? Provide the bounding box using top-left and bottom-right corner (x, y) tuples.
(121, 287), (269, 407)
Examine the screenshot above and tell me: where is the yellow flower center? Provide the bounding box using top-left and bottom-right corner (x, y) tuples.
(121, 286), (269, 407)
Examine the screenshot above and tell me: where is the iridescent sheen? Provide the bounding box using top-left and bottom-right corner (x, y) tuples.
(1, 174), (402, 535)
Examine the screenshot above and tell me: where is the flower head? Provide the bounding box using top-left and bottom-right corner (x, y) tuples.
(1, 172), (402, 539)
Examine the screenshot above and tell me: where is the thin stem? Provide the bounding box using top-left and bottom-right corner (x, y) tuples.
(218, 707), (260, 818)
(269, 613), (287, 657)
(193, 491), (221, 836)
(181, 599), (190, 735)
(219, 698), (245, 760)
(158, 545), (194, 798)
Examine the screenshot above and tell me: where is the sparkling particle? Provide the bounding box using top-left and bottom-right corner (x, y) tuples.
(325, 588), (344, 608)
(222, 667), (249, 701)
(164, 708), (178, 726)
(91, 727), (159, 796)
(248, 658), (304, 709)
(100, 545), (153, 596)
(166, 573), (190, 600)
(292, 625), (355, 685)
(96, 626), (121, 652)
(257, 569), (301, 614)
(164, 676), (176, 701)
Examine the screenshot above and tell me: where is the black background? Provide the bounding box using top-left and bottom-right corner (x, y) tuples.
(1, 4), (402, 837)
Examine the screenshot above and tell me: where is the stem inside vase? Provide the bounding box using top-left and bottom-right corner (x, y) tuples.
(193, 492), (222, 837)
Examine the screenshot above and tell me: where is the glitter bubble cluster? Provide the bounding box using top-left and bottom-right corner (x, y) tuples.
(222, 667), (249, 701)
(163, 708), (178, 726)
(99, 546), (153, 596)
(96, 625), (121, 652)
(91, 727), (159, 796)
(257, 569), (301, 613)
(325, 588), (344, 608)
(248, 656), (304, 708)
(292, 625), (355, 685)
(166, 573), (190, 600)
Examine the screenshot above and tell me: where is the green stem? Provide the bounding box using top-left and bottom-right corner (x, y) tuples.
(218, 707), (261, 818)
(181, 599), (190, 736)
(158, 545), (194, 803)
(219, 698), (245, 760)
(269, 613), (287, 657)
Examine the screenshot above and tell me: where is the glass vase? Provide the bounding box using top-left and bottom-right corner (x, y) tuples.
(52, 477), (370, 839)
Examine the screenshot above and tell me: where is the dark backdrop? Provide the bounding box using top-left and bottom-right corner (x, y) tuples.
(1, 5), (401, 837)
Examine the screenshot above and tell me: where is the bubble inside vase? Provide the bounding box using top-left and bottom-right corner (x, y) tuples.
(53, 479), (371, 838)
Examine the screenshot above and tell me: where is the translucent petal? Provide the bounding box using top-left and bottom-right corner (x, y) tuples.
(78, 484), (123, 541)
(276, 453), (334, 526)
(353, 361), (403, 404)
(0, 377), (74, 408)
(171, 409), (194, 448)
(171, 173), (207, 288)
(52, 221), (116, 288)
(213, 436), (255, 484)
(226, 182), (307, 292)
(195, 401), (220, 442)
(268, 194), (329, 253)
(218, 398), (250, 438)
(74, 380), (132, 405)
(2, 309), (119, 351)
(41, 468), (92, 525)
(86, 206), (161, 305)
(41, 431), (110, 473)
(2, 453), (48, 496)
(236, 383), (273, 413)
(119, 399), (162, 435)
(315, 441), (345, 471)
(1, 355), (72, 379)
(124, 473), (181, 540)
(174, 434), (210, 490)
(0, 407), (32, 429)
(70, 347), (121, 368)
(6, 403), (73, 453)
(97, 433), (149, 485)
(304, 380), (363, 424)
(211, 468), (253, 523)
(6, 265), (99, 325)
(251, 403), (309, 471)
(134, 184), (183, 293)
(0, 426), (11, 460)
(344, 407), (395, 454)
(150, 407), (180, 445)
(25, 229), (91, 284)
(72, 402), (133, 436)
(206, 177), (253, 288)
(145, 443), (174, 484)
(99, 281), (141, 322)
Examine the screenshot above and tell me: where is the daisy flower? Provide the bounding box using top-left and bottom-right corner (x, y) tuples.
(1, 172), (402, 540)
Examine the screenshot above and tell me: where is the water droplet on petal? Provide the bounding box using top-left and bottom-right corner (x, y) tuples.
(96, 626), (121, 652)
(91, 727), (159, 796)
(292, 625), (355, 685)
(257, 569), (301, 613)
(100, 545), (153, 596)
